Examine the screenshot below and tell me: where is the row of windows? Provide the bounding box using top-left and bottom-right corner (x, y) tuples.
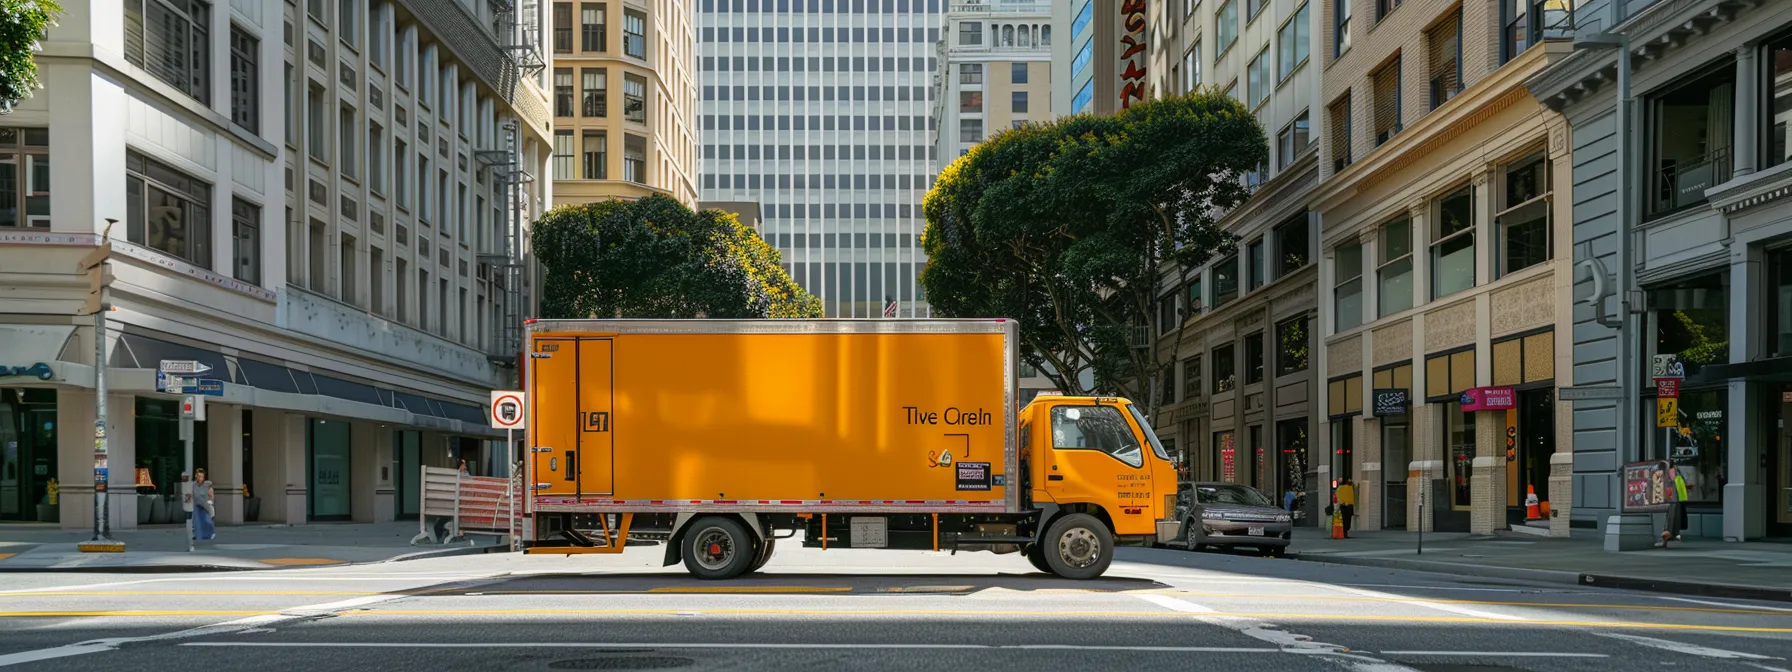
(768, 232), (918, 249)
(703, 26), (939, 43)
(702, 55), (937, 73)
(704, 85), (931, 103)
(550, 130), (647, 183)
(1332, 153), (1551, 332)
(700, 0), (943, 13)
(552, 68), (646, 121)
(780, 261), (928, 305)
(759, 202), (924, 220)
(704, 143), (933, 161)
(702, 114), (934, 132)
(550, 3), (647, 60)
(954, 21), (1051, 48)
(702, 173), (932, 191)
(1162, 215), (1312, 337)
(1158, 314), (1312, 408)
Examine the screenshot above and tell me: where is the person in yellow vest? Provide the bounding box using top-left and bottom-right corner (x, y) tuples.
(1336, 478), (1357, 538)
(1659, 467), (1689, 548)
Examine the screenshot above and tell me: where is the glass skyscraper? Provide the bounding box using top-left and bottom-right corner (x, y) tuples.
(697, 0), (942, 318)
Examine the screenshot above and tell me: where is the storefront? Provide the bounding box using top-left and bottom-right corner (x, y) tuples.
(1371, 364), (1413, 529)
(1640, 272), (1730, 537)
(0, 388), (57, 522)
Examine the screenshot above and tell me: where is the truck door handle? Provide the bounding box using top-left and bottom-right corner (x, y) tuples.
(1048, 475), (1064, 481)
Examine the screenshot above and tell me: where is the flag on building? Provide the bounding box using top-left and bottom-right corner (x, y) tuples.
(883, 296), (898, 318)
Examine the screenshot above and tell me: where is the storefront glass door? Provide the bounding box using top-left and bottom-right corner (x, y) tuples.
(393, 430), (420, 519)
(307, 419), (352, 520)
(0, 389), (58, 522)
(1772, 385), (1792, 537)
(1383, 421), (1409, 529)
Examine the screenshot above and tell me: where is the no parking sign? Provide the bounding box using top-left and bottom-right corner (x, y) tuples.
(490, 391), (527, 429)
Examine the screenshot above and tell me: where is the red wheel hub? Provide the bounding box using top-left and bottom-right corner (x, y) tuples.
(708, 542), (723, 555)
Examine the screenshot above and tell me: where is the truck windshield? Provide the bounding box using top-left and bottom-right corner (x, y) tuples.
(1125, 404), (1171, 462)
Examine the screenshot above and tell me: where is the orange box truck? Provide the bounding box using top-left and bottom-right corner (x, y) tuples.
(521, 319), (1181, 579)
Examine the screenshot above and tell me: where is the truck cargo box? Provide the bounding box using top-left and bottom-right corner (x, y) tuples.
(526, 320), (1018, 514)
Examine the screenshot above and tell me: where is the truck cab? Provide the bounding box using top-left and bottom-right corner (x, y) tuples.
(1015, 395), (1181, 577)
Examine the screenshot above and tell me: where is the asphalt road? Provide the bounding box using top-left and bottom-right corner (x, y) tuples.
(3, 540), (1791, 672)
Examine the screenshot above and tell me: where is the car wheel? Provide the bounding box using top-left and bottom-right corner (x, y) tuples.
(1183, 519), (1203, 551)
(681, 516), (755, 580)
(1266, 546), (1286, 558)
(1042, 513), (1113, 580)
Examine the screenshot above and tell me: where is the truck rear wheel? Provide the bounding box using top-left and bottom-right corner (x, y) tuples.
(681, 516), (755, 580)
(1042, 513), (1113, 580)
(749, 537), (776, 572)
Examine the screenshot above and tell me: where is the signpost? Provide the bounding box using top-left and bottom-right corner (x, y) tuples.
(76, 222), (120, 553)
(1371, 389), (1409, 417)
(156, 360), (222, 553)
(490, 391), (527, 552)
(179, 394), (205, 552)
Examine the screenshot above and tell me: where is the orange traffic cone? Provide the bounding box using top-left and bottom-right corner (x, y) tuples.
(1524, 485), (1541, 520)
(1331, 507), (1345, 539)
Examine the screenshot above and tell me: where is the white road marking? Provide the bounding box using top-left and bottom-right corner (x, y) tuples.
(1132, 593), (1216, 613)
(1598, 633), (1784, 661)
(1655, 596), (1792, 613)
(181, 642), (1284, 653)
(1126, 593), (1421, 672)
(1378, 651), (1610, 658)
(1321, 584), (1526, 621)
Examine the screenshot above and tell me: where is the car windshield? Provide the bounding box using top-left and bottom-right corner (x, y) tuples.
(1195, 484), (1272, 507)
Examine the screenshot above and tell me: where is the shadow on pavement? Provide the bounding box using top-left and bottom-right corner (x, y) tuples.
(435, 571), (1169, 596)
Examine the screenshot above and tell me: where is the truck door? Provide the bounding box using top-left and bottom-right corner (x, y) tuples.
(531, 338), (578, 495)
(577, 338), (615, 495)
(1044, 403), (1152, 533)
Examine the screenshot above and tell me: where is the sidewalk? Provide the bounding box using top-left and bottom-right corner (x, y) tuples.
(0, 521), (506, 572)
(1287, 529), (1792, 602)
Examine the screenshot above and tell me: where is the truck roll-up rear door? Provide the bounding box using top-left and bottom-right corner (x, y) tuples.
(576, 338), (615, 496)
(531, 338), (578, 496)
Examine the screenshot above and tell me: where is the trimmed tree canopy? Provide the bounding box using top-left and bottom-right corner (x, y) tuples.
(533, 194), (822, 319)
(921, 91), (1268, 413)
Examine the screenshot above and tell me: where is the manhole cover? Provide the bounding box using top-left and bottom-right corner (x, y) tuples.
(548, 657), (695, 670)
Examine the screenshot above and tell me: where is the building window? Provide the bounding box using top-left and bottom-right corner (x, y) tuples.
(1772, 249), (1792, 358)
(552, 130), (574, 180)
(1011, 62), (1028, 84)
(1188, 276), (1204, 316)
(1647, 61), (1735, 217)
(307, 84), (328, 160)
(1184, 355), (1203, 400)
(1247, 238), (1265, 289)
(1012, 91), (1028, 114)
(125, 0), (212, 104)
(1431, 185), (1475, 298)
(1158, 292), (1179, 335)
(1275, 213), (1309, 277)
(1216, 0), (1237, 53)
(339, 0), (358, 48)
(0, 127), (50, 228)
(1212, 343), (1236, 393)
(230, 198), (260, 285)
(1213, 253), (1239, 307)
(1497, 152), (1551, 276)
(582, 68), (607, 117)
(1379, 218), (1413, 316)
(1502, 0), (1532, 63)
(552, 2), (572, 53)
(1427, 9), (1462, 111)
(1160, 366), (1176, 406)
(1377, 0), (1402, 21)
(960, 90), (983, 113)
(1248, 47), (1270, 108)
(554, 68), (574, 117)
(1277, 110), (1311, 168)
(368, 124), (385, 193)
(1277, 315), (1310, 376)
(582, 4), (606, 52)
(126, 151), (213, 267)
(1333, 0), (1351, 57)
(1329, 95), (1352, 172)
(624, 134), (646, 183)
(1334, 240), (1363, 330)
(624, 74), (647, 122)
(1245, 331), (1265, 384)
(1246, 0), (1265, 22)
(1372, 57), (1402, 145)
(1072, 80), (1093, 113)
(960, 63), (983, 84)
(228, 26), (258, 132)
(1184, 42), (1202, 91)
(1768, 34), (1792, 169)
(1645, 272), (1728, 380)
(623, 10), (647, 59)
(1278, 2), (1309, 81)
(582, 131), (607, 179)
(959, 118), (983, 143)
(959, 21), (982, 46)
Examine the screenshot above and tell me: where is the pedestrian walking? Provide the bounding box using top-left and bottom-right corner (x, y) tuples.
(1283, 487), (1297, 514)
(1658, 467), (1688, 548)
(1336, 478), (1357, 538)
(191, 468), (216, 541)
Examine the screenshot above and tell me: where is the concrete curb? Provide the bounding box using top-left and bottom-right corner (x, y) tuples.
(1577, 574), (1792, 603)
(1287, 551), (1583, 586)
(381, 543), (511, 564)
(0, 543), (510, 573)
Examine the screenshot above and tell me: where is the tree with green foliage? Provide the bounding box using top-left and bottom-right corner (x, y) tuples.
(921, 91), (1267, 413)
(0, 0), (58, 114)
(532, 194), (822, 319)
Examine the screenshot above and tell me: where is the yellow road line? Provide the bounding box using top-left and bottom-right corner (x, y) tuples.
(0, 591), (380, 598)
(645, 586), (854, 594)
(0, 553), (16, 561)
(1144, 590), (1792, 616)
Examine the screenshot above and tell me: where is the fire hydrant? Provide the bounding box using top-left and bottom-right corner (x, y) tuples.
(46, 478), (59, 506)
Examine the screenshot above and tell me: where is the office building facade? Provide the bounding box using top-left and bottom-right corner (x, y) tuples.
(696, 0), (943, 318)
(0, 0), (550, 527)
(933, 1), (1055, 162)
(549, 0), (701, 207)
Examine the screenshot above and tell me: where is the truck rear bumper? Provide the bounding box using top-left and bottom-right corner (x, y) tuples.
(1155, 519), (1183, 544)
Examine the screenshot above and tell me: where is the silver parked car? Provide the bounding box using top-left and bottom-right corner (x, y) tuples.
(1175, 482), (1293, 556)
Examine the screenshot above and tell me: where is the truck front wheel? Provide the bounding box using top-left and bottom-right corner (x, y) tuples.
(681, 516), (756, 580)
(1042, 513), (1113, 580)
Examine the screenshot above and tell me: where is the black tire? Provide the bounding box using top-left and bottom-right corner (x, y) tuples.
(1041, 513), (1113, 580)
(1183, 519), (1203, 551)
(1265, 546), (1286, 558)
(749, 537), (777, 572)
(680, 516), (756, 580)
(1024, 543), (1053, 575)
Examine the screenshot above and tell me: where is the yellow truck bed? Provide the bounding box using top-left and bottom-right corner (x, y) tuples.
(526, 320), (1019, 514)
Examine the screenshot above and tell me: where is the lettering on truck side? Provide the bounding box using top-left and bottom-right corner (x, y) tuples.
(901, 406), (993, 425)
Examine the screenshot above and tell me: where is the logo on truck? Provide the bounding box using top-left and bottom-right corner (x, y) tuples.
(582, 411), (611, 432)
